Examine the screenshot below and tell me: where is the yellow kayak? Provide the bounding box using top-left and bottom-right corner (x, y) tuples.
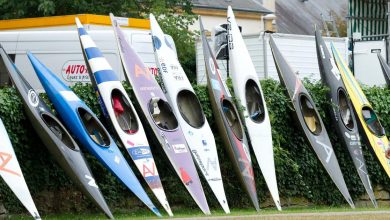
(331, 43), (390, 178)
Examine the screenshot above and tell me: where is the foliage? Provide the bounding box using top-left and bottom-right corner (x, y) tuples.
(1, 79), (390, 216)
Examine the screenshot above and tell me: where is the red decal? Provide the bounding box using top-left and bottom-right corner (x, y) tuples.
(0, 152), (20, 176)
(180, 167), (192, 185)
(127, 140), (134, 146)
(135, 64), (150, 80)
(142, 162), (156, 177)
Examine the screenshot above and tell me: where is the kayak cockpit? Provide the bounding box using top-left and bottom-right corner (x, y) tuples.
(41, 113), (79, 151)
(245, 79), (265, 123)
(362, 106), (385, 137)
(299, 94), (322, 135)
(111, 89), (138, 134)
(222, 99), (243, 140)
(177, 90), (205, 128)
(149, 97), (178, 131)
(338, 89), (354, 130)
(78, 108), (110, 146)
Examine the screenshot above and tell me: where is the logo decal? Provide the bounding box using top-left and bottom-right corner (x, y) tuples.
(209, 58), (216, 75)
(27, 89), (39, 107)
(143, 162), (156, 177)
(114, 155), (120, 164)
(85, 175), (98, 188)
(0, 152), (20, 176)
(316, 140), (333, 163)
(172, 144), (188, 154)
(180, 167), (192, 185)
(152, 36), (161, 50)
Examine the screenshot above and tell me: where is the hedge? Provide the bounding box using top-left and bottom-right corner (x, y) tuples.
(0, 78), (389, 216)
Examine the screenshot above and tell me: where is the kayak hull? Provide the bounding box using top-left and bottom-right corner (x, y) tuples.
(377, 53), (390, 87)
(0, 117), (41, 220)
(227, 6), (280, 210)
(76, 19), (171, 216)
(315, 31), (376, 207)
(27, 52), (160, 216)
(0, 47), (113, 218)
(270, 36), (354, 208)
(200, 18), (259, 211)
(150, 14), (227, 214)
(110, 14), (208, 214)
(331, 43), (390, 183)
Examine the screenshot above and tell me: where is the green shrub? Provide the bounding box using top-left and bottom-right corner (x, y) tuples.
(0, 79), (389, 216)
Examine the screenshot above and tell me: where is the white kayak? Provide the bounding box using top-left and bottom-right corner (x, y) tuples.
(149, 14), (230, 213)
(0, 118), (41, 219)
(76, 18), (172, 216)
(227, 6), (281, 210)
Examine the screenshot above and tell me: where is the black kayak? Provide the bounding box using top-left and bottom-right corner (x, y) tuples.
(269, 36), (355, 208)
(315, 31), (377, 207)
(377, 53), (390, 86)
(0, 46), (114, 219)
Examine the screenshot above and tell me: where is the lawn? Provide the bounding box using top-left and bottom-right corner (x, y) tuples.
(7, 206), (390, 220)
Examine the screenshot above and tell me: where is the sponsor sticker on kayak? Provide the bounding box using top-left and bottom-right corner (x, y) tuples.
(128, 146), (152, 160)
(60, 91), (80, 102)
(61, 60), (90, 82)
(172, 144), (187, 154)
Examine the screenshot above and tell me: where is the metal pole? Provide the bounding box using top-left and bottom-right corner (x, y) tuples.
(387, 1), (390, 64)
(262, 32), (268, 78)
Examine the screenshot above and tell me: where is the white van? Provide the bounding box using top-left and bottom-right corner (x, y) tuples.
(0, 14), (174, 92)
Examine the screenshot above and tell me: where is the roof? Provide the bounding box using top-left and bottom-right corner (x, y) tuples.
(192, 0), (273, 14)
(276, 0), (347, 35)
(0, 14), (150, 31)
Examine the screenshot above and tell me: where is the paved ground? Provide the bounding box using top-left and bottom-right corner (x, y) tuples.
(173, 210), (390, 220)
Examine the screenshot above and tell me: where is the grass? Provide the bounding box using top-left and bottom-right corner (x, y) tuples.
(7, 206), (390, 220)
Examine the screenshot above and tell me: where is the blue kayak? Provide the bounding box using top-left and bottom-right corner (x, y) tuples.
(27, 52), (161, 217)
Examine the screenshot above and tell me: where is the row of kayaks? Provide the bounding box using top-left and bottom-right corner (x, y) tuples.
(0, 6), (390, 219)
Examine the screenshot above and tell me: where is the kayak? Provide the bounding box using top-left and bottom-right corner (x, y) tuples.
(76, 18), (172, 216)
(0, 46), (113, 218)
(200, 17), (259, 211)
(315, 31), (376, 207)
(110, 14), (209, 214)
(269, 36), (355, 208)
(149, 14), (229, 214)
(377, 53), (390, 86)
(0, 117), (41, 219)
(227, 7), (281, 210)
(331, 43), (390, 181)
(27, 52), (161, 217)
